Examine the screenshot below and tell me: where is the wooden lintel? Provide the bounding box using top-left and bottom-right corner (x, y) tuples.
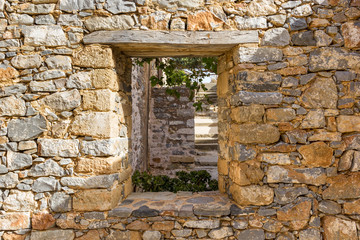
(83, 30), (259, 57)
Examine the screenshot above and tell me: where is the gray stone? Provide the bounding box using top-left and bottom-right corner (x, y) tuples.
(6, 151), (32, 171)
(57, 14), (82, 26)
(105, 0), (136, 14)
(60, 174), (119, 189)
(0, 172), (19, 188)
(292, 4), (313, 17)
(232, 220), (248, 229)
(0, 0), (4, 11)
(286, 130), (307, 144)
(60, 0), (94, 12)
(3, 190), (36, 211)
(143, 231), (161, 240)
(30, 230), (74, 240)
(0, 165), (8, 174)
(247, 0), (277, 16)
(268, 15), (286, 27)
(231, 144), (256, 161)
(30, 80), (57, 92)
(0, 39), (20, 48)
(84, 15), (135, 32)
(34, 70), (66, 80)
(11, 54), (42, 69)
(282, 77), (298, 87)
(35, 15), (56, 25)
(292, 31), (316, 46)
(235, 47), (283, 63)
(194, 204), (230, 217)
(8, 13), (34, 25)
(209, 227), (233, 239)
(258, 208), (277, 216)
(172, 229), (192, 237)
(66, 72), (92, 89)
(267, 166), (326, 186)
(84, 212), (105, 220)
(50, 192), (71, 212)
(45, 56), (72, 70)
(299, 229), (321, 240)
(7, 114), (47, 141)
(230, 91), (283, 105)
(262, 28), (290, 46)
(0, 96), (26, 117)
(132, 206), (159, 217)
(0, 84), (27, 97)
(319, 200), (341, 214)
(274, 187), (309, 204)
(234, 71), (282, 92)
(40, 90), (81, 112)
(18, 3), (55, 14)
(235, 17), (267, 30)
(38, 139), (79, 157)
(300, 109), (326, 129)
(18, 141), (37, 151)
(237, 229), (265, 240)
(32, 177), (60, 192)
(289, 17), (307, 31)
(282, 1), (301, 8)
(184, 220), (220, 229)
(335, 71), (357, 82)
(314, 30), (332, 47)
(153, 0), (203, 9)
(268, 62), (288, 71)
(28, 159), (66, 177)
(108, 207), (132, 217)
(23, 26), (67, 47)
(81, 138), (128, 157)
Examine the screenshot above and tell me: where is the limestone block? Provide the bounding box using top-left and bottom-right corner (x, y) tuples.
(247, 0), (277, 16)
(8, 13), (33, 26)
(7, 151), (32, 171)
(184, 220), (220, 229)
(70, 112), (119, 138)
(59, 0), (94, 12)
(50, 192), (71, 212)
(23, 26), (67, 47)
(262, 28), (290, 46)
(300, 109), (325, 129)
(104, 0), (136, 14)
(274, 187), (308, 204)
(92, 69), (119, 91)
(344, 199), (360, 214)
(40, 89), (81, 112)
(18, 3), (55, 14)
(38, 139), (79, 157)
(217, 71), (228, 97)
(76, 157), (123, 174)
(0, 172), (19, 188)
(30, 230), (75, 240)
(153, 0), (203, 10)
(187, 11), (223, 31)
(34, 70), (66, 81)
(234, 47), (283, 64)
(45, 55), (72, 70)
(60, 174), (119, 189)
(82, 89), (116, 111)
(0, 96), (26, 117)
(32, 177), (60, 192)
(235, 17), (267, 30)
(342, 21), (360, 48)
(337, 115), (360, 133)
(11, 54), (42, 69)
(230, 124), (280, 144)
(0, 64), (19, 87)
(3, 190), (37, 211)
(73, 184), (122, 211)
(0, 212), (30, 230)
(230, 91), (283, 105)
(230, 184), (274, 206)
(277, 200), (311, 221)
(30, 80), (57, 92)
(32, 213), (55, 230)
(67, 72), (92, 90)
(291, 4), (313, 17)
(28, 159), (66, 177)
(7, 114), (47, 141)
(81, 137), (128, 157)
(84, 15), (135, 32)
(73, 46), (115, 68)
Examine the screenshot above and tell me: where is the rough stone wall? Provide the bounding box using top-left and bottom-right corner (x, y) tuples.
(0, 0), (359, 239)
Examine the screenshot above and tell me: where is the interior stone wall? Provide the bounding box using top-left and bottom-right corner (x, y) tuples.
(0, 0), (360, 239)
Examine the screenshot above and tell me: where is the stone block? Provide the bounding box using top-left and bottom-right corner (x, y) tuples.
(299, 229), (321, 240)
(292, 31), (316, 46)
(300, 109), (325, 129)
(7, 151), (32, 171)
(70, 112), (119, 138)
(3, 190), (36, 211)
(208, 227), (233, 239)
(323, 172), (360, 200)
(0, 172), (19, 188)
(217, 71), (229, 97)
(67, 72), (92, 90)
(60, 174), (119, 189)
(73, 46), (115, 68)
(7, 114), (47, 141)
(0, 212), (30, 230)
(262, 28), (290, 46)
(81, 137), (128, 157)
(231, 105), (264, 123)
(82, 89), (116, 111)
(73, 184), (122, 211)
(301, 77), (337, 109)
(319, 200), (341, 215)
(30, 230), (74, 240)
(274, 187), (308, 204)
(267, 166), (326, 186)
(45, 55), (72, 70)
(277, 200), (311, 221)
(298, 142), (333, 167)
(38, 139), (79, 157)
(34, 70), (66, 80)
(187, 11), (223, 31)
(237, 229), (265, 240)
(230, 91), (283, 105)
(341, 21), (360, 48)
(184, 220), (220, 229)
(337, 115), (360, 133)
(234, 71), (282, 92)
(344, 199), (360, 214)
(84, 15), (135, 32)
(230, 124), (280, 144)
(30, 80), (57, 92)
(32, 177), (60, 192)
(235, 17), (267, 30)
(230, 184), (273, 206)
(23, 26), (67, 46)
(0, 96), (26, 117)
(59, 0), (94, 12)
(11, 54), (42, 69)
(229, 161), (264, 186)
(247, 0), (277, 16)
(230, 143), (256, 161)
(266, 108), (296, 122)
(28, 159), (66, 177)
(50, 192), (71, 212)
(322, 216), (357, 240)
(91, 69), (119, 91)
(104, 0), (136, 14)
(32, 213), (55, 230)
(234, 47), (283, 63)
(0, 64), (19, 87)
(260, 153), (291, 165)
(76, 157), (123, 174)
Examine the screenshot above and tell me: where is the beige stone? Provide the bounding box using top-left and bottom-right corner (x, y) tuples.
(230, 124), (280, 144)
(217, 71), (229, 97)
(341, 21), (360, 48)
(82, 89), (117, 111)
(301, 78), (337, 109)
(298, 142), (333, 167)
(260, 153), (291, 165)
(322, 216), (357, 240)
(0, 212), (30, 230)
(229, 161), (264, 186)
(73, 184), (122, 211)
(323, 172), (360, 200)
(92, 69), (119, 91)
(337, 115), (360, 133)
(266, 108), (296, 122)
(73, 46), (115, 68)
(126, 220), (150, 231)
(344, 199), (360, 214)
(308, 131), (341, 142)
(247, 0), (277, 16)
(0, 96), (26, 117)
(277, 200), (311, 221)
(231, 105), (264, 123)
(218, 158), (229, 176)
(230, 184), (274, 206)
(0, 65), (19, 87)
(2, 233), (26, 240)
(76, 157), (123, 174)
(70, 112), (119, 138)
(3, 190), (37, 211)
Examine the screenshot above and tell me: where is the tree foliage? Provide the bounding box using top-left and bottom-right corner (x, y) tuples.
(135, 57), (218, 111)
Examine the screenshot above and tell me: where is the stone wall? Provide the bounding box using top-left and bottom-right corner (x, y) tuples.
(0, 0), (360, 239)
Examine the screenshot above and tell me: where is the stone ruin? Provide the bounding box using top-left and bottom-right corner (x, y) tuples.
(0, 0), (359, 239)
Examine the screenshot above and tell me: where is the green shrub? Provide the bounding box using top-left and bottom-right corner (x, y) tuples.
(132, 170), (218, 193)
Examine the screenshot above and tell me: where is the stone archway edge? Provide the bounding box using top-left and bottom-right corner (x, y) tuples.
(83, 30), (259, 57)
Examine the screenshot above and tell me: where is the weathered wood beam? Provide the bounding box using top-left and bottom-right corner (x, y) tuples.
(83, 30), (259, 57)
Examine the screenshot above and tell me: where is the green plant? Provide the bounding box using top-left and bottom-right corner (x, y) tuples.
(132, 170), (218, 193)
(135, 57), (218, 111)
